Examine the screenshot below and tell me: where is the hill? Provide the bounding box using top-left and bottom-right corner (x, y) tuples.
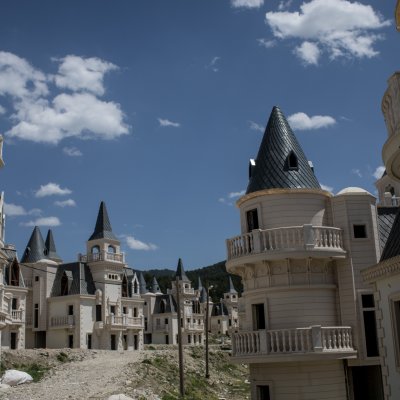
(140, 261), (242, 302)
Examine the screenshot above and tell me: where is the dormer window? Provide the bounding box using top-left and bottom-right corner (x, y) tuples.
(287, 151), (298, 170)
(61, 272), (69, 296)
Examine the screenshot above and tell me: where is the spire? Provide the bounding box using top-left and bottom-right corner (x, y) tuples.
(88, 201), (118, 241)
(200, 287), (207, 303)
(197, 276), (203, 291)
(139, 272), (147, 294)
(228, 276), (238, 294)
(175, 258), (190, 282)
(246, 106), (321, 194)
(151, 276), (162, 294)
(45, 230), (62, 262)
(21, 226), (48, 263)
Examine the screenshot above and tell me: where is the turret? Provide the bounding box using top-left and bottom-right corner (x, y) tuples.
(45, 229), (62, 264)
(151, 276), (162, 294)
(21, 226), (49, 264)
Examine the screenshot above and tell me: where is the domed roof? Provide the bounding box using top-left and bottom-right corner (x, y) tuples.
(336, 187), (373, 196)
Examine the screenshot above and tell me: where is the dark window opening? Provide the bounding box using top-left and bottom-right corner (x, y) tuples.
(10, 261), (20, 286)
(165, 334), (169, 345)
(246, 209), (259, 232)
(123, 306), (127, 315)
(96, 304), (102, 322)
(87, 334), (92, 350)
(10, 332), (17, 350)
(110, 305), (116, 315)
(61, 272), (69, 296)
(257, 385), (270, 400)
(123, 334), (128, 350)
(68, 335), (73, 349)
(165, 318), (168, 324)
(160, 300), (166, 314)
(361, 294), (379, 357)
(122, 276), (128, 298)
(253, 303), (266, 330)
(68, 305), (73, 315)
(133, 308), (138, 317)
(133, 280), (138, 294)
(34, 303), (39, 328)
(35, 276), (39, 282)
(111, 334), (116, 350)
(362, 294), (375, 308)
(287, 151), (298, 170)
(354, 224), (367, 239)
(134, 334), (139, 350)
(12, 298), (17, 310)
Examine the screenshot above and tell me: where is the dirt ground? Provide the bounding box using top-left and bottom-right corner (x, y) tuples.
(0, 346), (250, 400)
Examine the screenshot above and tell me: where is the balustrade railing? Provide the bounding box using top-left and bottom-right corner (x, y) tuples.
(50, 315), (75, 327)
(227, 225), (345, 260)
(79, 251), (125, 263)
(11, 310), (23, 322)
(106, 315), (143, 327)
(232, 326), (354, 358)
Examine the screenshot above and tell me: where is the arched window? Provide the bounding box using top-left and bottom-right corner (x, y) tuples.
(91, 245), (100, 254)
(122, 276), (128, 298)
(10, 260), (19, 286)
(108, 245), (116, 254)
(287, 151), (298, 170)
(61, 272), (69, 296)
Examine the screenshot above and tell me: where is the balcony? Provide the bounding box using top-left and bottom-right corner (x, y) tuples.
(232, 326), (356, 363)
(226, 225), (346, 266)
(187, 323), (204, 332)
(11, 310), (24, 324)
(50, 315), (75, 329)
(106, 315), (143, 330)
(79, 251), (125, 264)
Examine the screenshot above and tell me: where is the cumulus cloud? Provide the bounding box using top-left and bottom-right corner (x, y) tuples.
(0, 52), (129, 144)
(158, 118), (180, 128)
(35, 183), (72, 198)
(278, 0), (293, 10)
(288, 112), (336, 130)
(257, 38), (276, 48)
(54, 199), (76, 207)
(320, 184), (333, 192)
(4, 202), (42, 217)
(231, 0), (263, 8)
(249, 121), (264, 132)
(53, 55), (117, 96)
(373, 165), (385, 180)
(219, 190), (245, 205)
(125, 235), (158, 251)
(265, 0), (390, 64)
(228, 190), (246, 199)
(21, 216), (61, 227)
(63, 147), (83, 157)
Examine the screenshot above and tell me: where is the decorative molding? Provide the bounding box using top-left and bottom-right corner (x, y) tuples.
(362, 255), (400, 283)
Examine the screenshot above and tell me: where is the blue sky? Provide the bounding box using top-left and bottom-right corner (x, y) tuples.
(0, 0), (398, 270)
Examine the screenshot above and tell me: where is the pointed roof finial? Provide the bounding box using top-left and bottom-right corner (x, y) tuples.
(246, 106), (320, 194)
(228, 275), (238, 293)
(175, 258), (190, 282)
(21, 226), (48, 263)
(45, 229), (62, 262)
(139, 272), (147, 294)
(89, 201), (118, 241)
(151, 276), (162, 294)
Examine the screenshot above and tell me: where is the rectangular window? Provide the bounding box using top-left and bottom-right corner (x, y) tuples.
(87, 334), (92, 350)
(34, 303), (39, 328)
(68, 335), (73, 349)
(188, 335), (191, 344)
(68, 305), (74, 315)
(391, 298), (400, 367)
(252, 303), (266, 330)
(257, 385), (270, 400)
(353, 224), (367, 238)
(246, 209), (259, 232)
(133, 307), (138, 317)
(96, 305), (102, 322)
(165, 318), (168, 324)
(110, 334), (116, 350)
(35, 276), (39, 282)
(123, 306), (127, 315)
(361, 294), (379, 357)
(110, 305), (116, 315)
(12, 298), (17, 310)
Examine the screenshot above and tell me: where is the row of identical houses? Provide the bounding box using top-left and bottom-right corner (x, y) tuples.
(0, 181), (240, 352)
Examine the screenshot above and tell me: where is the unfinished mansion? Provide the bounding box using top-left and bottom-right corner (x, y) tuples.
(0, 182), (239, 351)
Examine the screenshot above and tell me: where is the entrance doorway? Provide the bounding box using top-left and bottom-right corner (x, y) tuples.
(10, 332), (17, 349)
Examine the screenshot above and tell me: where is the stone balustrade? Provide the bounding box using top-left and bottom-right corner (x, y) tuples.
(79, 251), (125, 263)
(232, 326), (355, 360)
(187, 323), (204, 331)
(106, 315), (143, 328)
(11, 310), (23, 322)
(50, 315), (75, 328)
(227, 225), (345, 260)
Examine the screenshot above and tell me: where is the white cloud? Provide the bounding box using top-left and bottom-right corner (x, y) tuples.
(63, 147), (83, 157)
(54, 199), (76, 207)
(294, 41), (320, 65)
(352, 168), (362, 178)
(278, 0), (293, 10)
(206, 56), (220, 72)
(231, 0), (263, 8)
(249, 121), (264, 132)
(228, 190), (246, 199)
(373, 165), (385, 180)
(7, 92), (128, 144)
(125, 235), (158, 251)
(288, 112), (336, 130)
(53, 55), (117, 96)
(4, 202), (42, 217)
(158, 118), (180, 128)
(320, 184), (333, 192)
(21, 216), (61, 227)
(0, 105), (6, 115)
(35, 183), (72, 198)
(257, 38), (276, 48)
(0, 52), (129, 144)
(265, 0), (390, 64)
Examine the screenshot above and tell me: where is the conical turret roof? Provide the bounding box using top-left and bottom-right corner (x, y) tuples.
(21, 226), (48, 263)
(246, 106), (320, 194)
(175, 258), (190, 282)
(151, 276), (162, 294)
(197, 276), (203, 291)
(139, 272), (147, 294)
(45, 230), (62, 262)
(228, 276), (238, 294)
(89, 201), (118, 241)
(200, 287), (207, 303)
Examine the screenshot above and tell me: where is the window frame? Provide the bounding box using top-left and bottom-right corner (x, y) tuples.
(251, 380), (274, 400)
(389, 292), (400, 371)
(353, 224), (368, 239)
(358, 290), (379, 359)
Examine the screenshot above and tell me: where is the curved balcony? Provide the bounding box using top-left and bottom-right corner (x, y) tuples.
(226, 225), (346, 266)
(232, 325), (356, 363)
(79, 250), (125, 264)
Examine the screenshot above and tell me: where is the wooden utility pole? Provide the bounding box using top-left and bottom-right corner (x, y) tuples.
(176, 276), (185, 397)
(205, 283), (213, 379)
